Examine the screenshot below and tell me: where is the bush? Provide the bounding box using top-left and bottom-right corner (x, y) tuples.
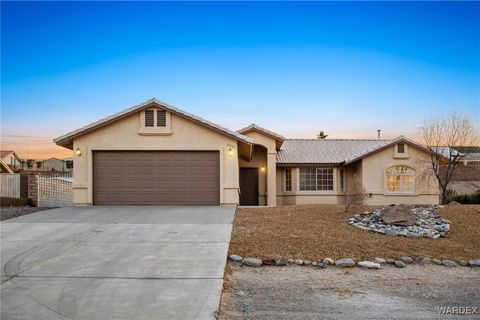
(447, 189), (480, 204)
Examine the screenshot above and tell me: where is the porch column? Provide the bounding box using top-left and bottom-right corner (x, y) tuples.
(267, 152), (277, 206)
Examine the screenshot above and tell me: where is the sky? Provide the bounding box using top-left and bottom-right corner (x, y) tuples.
(1, 1), (479, 159)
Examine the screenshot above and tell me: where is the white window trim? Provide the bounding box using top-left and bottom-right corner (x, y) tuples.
(284, 168), (292, 192)
(297, 167), (336, 193)
(384, 165), (416, 194)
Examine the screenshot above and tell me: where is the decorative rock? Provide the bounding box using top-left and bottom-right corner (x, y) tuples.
(294, 259), (304, 265)
(242, 257), (262, 267)
(304, 260), (311, 266)
(399, 256), (413, 264)
(454, 259), (468, 266)
(420, 258), (432, 265)
(262, 259), (275, 266)
(395, 261), (406, 268)
(335, 258), (355, 267)
(385, 259), (396, 264)
(468, 259), (480, 266)
(448, 201), (461, 205)
(287, 258), (294, 264)
(275, 258), (288, 266)
(380, 204), (415, 226)
(235, 290), (246, 297)
(442, 260), (458, 267)
(358, 261), (381, 269)
(317, 262), (326, 269)
(385, 229), (399, 237)
(374, 257), (386, 264)
(229, 255), (243, 262)
(432, 259), (442, 265)
(312, 261), (318, 266)
(323, 258), (335, 265)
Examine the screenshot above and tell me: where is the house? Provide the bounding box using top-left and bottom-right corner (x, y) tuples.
(0, 158), (14, 173)
(0, 150), (23, 172)
(41, 157), (73, 172)
(54, 98), (439, 206)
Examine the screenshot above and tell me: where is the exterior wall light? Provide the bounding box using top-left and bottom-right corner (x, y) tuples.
(260, 166), (266, 172)
(228, 147), (233, 157)
(75, 147), (82, 157)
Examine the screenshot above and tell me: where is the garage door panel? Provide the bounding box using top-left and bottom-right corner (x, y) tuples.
(93, 151), (220, 205)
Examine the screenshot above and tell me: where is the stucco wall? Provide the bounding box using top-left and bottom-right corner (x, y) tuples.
(72, 110), (240, 205)
(361, 144), (439, 205)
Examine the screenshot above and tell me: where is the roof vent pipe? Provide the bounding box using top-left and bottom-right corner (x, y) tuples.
(377, 129), (381, 139)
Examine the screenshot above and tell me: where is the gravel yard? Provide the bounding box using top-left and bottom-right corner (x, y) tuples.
(229, 205), (480, 260)
(218, 264), (480, 319)
(0, 206), (52, 221)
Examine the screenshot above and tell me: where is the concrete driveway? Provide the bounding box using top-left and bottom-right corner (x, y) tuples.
(1, 206), (235, 320)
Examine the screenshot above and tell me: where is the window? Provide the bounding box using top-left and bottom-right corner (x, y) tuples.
(397, 143), (405, 153)
(157, 109), (167, 127)
(284, 169), (292, 191)
(386, 166), (415, 193)
(299, 168), (334, 191)
(339, 169), (344, 191)
(145, 110), (154, 127)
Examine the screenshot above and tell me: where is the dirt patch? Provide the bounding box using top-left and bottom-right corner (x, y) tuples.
(229, 205), (480, 260)
(218, 264), (480, 320)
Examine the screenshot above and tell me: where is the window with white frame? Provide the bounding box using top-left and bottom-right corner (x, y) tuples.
(284, 169), (292, 191)
(339, 169), (344, 191)
(386, 165), (415, 193)
(299, 167), (334, 191)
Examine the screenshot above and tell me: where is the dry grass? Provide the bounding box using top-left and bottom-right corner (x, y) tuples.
(229, 204), (480, 260)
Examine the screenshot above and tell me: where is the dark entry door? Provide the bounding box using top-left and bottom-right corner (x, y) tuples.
(239, 168), (259, 206)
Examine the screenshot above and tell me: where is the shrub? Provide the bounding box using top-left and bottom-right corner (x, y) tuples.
(447, 189), (480, 204)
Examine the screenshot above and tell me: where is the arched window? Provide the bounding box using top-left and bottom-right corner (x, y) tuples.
(386, 166), (415, 193)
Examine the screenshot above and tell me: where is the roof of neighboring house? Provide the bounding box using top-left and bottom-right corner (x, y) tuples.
(463, 153), (480, 161)
(237, 124), (285, 150)
(453, 146), (480, 153)
(0, 150), (18, 159)
(277, 136), (430, 165)
(54, 98), (254, 148)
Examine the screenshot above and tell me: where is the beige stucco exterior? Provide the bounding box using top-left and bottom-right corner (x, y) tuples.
(71, 107), (240, 205)
(275, 144), (439, 206)
(57, 99), (439, 207)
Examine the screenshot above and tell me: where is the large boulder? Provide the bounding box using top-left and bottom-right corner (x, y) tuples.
(380, 205), (414, 226)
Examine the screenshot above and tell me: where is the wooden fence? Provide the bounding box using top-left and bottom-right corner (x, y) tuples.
(0, 173), (21, 198)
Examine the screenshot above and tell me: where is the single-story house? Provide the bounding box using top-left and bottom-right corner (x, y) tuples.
(54, 98), (439, 206)
(41, 157), (73, 172)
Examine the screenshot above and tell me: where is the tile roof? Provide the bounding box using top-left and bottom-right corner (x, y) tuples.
(54, 98), (254, 147)
(237, 124), (285, 141)
(277, 139), (395, 164)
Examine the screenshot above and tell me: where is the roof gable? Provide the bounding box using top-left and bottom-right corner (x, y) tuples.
(237, 124), (285, 150)
(54, 98), (254, 149)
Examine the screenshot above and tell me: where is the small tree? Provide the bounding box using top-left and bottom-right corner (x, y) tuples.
(36, 161), (43, 169)
(26, 159), (35, 169)
(344, 175), (368, 213)
(421, 111), (478, 204)
(317, 131), (328, 139)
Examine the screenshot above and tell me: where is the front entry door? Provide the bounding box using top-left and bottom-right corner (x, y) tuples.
(239, 168), (259, 206)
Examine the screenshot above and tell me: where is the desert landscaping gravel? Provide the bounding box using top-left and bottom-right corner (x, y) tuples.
(218, 264), (480, 319)
(0, 206), (52, 221)
(229, 204), (480, 260)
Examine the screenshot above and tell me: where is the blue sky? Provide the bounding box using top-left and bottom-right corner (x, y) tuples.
(1, 1), (479, 158)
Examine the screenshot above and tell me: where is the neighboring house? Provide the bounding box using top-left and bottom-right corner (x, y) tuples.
(454, 146), (480, 166)
(54, 98), (439, 206)
(41, 157), (73, 172)
(0, 158), (14, 173)
(0, 150), (23, 172)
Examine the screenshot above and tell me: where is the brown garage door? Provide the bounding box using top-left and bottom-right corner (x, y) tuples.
(93, 151), (220, 205)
